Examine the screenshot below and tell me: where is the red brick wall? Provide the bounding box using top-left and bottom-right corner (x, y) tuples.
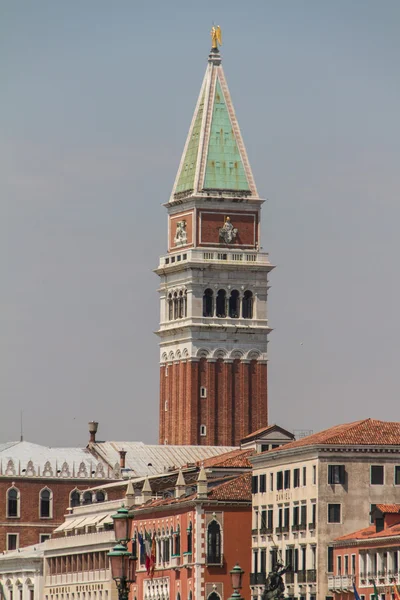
(159, 358), (268, 446)
(0, 478), (119, 551)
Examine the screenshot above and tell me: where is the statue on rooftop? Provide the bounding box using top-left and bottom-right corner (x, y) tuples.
(211, 25), (222, 49)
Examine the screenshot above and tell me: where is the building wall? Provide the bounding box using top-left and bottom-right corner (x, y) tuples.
(159, 359), (267, 446)
(131, 503), (251, 600)
(0, 478), (119, 551)
(251, 448), (400, 600)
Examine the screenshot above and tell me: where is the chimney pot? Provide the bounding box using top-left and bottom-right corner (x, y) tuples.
(88, 421), (99, 444)
(119, 449), (127, 469)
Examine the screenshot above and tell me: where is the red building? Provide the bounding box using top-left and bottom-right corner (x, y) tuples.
(155, 39), (273, 447)
(330, 504), (400, 599)
(130, 467), (252, 600)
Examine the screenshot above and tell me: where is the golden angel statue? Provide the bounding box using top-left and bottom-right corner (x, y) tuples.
(211, 25), (222, 49)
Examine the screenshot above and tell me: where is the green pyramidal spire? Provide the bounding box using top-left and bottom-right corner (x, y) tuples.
(171, 46), (259, 202)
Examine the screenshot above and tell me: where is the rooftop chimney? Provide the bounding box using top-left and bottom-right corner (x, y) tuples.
(88, 421), (98, 444)
(197, 465), (208, 499)
(142, 476), (152, 503)
(119, 449), (127, 469)
(175, 469), (186, 499)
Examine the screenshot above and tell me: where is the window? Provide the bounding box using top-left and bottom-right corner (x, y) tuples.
(242, 291), (253, 319)
(278, 507), (283, 528)
(168, 293), (173, 320)
(187, 522), (192, 554)
(293, 505), (299, 526)
(284, 470), (290, 489)
(337, 555), (342, 575)
(327, 546), (334, 572)
(312, 503), (316, 525)
(284, 507), (290, 529)
(300, 504), (307, 527)
(328, 504), (341, 524)
(174, 525), (180, 556)
(371, 465), (384, 485)
(351, 554), (356, 574)
(252, 476), (259, 494)
(270, 473), (274, 491)
(328, 465), (345, 485)
(70, 490), (80, 508)
(96, 491), (105, 502)
(260, 549), (266, 574)
(312, 465), (317, 484)
(40, 488), (52, 518)
(293, 468), (300, 488)
(395, 466), (400, 485)
(260, 509), (267, 530)
(207, 520), (221, 564)
(260, 474), (266, 493)
(253, 550), (258, 574)
(344, 555), (349, 575)
(82, 491), (92, 505)
(277, 471), (283, 490)
(200, 386), (207, 398)
(40, 534), (51, 543)
(216, 290), (226, 318)
(302, 466), (306, 486)
(228, 290), (240, 318)
(173, 292), (178, 319)
(370, 504), (377, 524)
(7, 487), (19, 518)
(200, 424), (207, 437)
(267, 509), (273, 530)
(7, 533), (18, 550)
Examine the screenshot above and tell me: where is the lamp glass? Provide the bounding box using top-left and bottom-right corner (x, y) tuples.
(128, 557), (136, 582)
(110, 553), (124, 580)
(114, 517), (129, 542)
(230, 564), (244, 590)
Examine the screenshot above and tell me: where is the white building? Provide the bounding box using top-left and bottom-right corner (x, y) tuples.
(0, 543), (45, 600)
(250, 418), (400, 600)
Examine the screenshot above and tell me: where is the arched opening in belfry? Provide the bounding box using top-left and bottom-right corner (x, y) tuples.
(216, 289), (226, 318)
(242, 290), (253, 319)
(203, 288), (214, 317)
(228, 289), (240, 318)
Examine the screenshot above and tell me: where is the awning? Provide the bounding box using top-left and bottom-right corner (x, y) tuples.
(53, 517), (86, 533)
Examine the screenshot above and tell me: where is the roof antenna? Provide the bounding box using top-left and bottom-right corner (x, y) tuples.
(20, 410), (23, 442)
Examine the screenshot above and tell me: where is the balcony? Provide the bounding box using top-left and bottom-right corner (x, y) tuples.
(308, 522), (316, 530)
(259, 527), (273, 535)
(297, 571), (307, 584)
(171, 555), (181, 568)
(307, 570), (317, 583)
(275, 527), (283, 535)
(250, 573), (267, 586)
(328, 575), (354, 590)
(157, 249), (272, 271)
(285, 572), (294, 584)
(182, 552), (193, 566)
(252, 528), (258, 535)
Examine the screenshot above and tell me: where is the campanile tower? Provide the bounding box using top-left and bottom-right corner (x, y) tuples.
(156, 34), (273, 446)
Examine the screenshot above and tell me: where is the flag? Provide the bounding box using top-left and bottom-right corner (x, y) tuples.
(145, 530), (153, 576)
(150, 535), (157, 578)
(353, 582), (361, 600)
(393, 584), (400, 600)
(373, 581), (380, 600)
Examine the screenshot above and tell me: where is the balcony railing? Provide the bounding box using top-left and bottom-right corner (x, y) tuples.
(308, 521), (316, 530)
(285, 572), (294, 584)
(307, 569), (317, 583)
(297, 571), (307, 583)
(158, 249), (271, 270)
(250, 573), (267, 586)
(171, 555), (181, 568)
(328, 575), (354, 590)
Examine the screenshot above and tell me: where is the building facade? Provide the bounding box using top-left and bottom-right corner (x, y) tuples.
(131, 470), (252, 600)
(0, 543), (44, 600)
(155, 41), (273, 447)
(329, 504), (400, 600)
(250, 419), (400, 600)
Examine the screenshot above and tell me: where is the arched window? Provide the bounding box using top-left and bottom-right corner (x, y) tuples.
(200, 424), (207, 437)
(164, 527), (170, 563)
(173, 292), (178, 320)
(174, 525), (180, 556)
(96, 491), (105, 503)
(70, 489), (80, 508)
(168, 294), (173, 320)
(216, 289), (226, 318)
(229, 289), (240, 318)
(40, 488), (52, 518)
(184, 290), (187, 317)
(139, 531), (146, 565)
(207, 520), (221, 564)
(207, 594), (221, 600)
(178, 291), (184, 318)
(7, 488), (19, 518)
(82, 491), (92, 505)
(187, 522), (193, 554)
(203, 289), (213, 317)
(242, 291), (253, 319)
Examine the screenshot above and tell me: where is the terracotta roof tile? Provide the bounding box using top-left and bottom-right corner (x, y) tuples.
(376, 504), (400, 514)
(207, 473), (252, 502)
(335, 519), (400, 543)
(267, 419), (400, 453)
(196, 448), (254, 468)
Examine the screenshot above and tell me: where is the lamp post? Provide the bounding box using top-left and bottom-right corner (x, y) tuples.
(228, 563), (245, 600)
(108, 506), (136, 600)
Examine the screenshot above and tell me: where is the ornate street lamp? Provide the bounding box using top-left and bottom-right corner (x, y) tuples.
(108, 506), (136, 600)
(228, 563), (245, 600)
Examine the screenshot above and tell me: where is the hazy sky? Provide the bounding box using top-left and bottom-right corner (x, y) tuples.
(2, 1), (400, 447)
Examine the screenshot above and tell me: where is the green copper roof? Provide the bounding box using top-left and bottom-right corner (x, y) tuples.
(203, 80), (250, 191)
(175, 91), (205, 194)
